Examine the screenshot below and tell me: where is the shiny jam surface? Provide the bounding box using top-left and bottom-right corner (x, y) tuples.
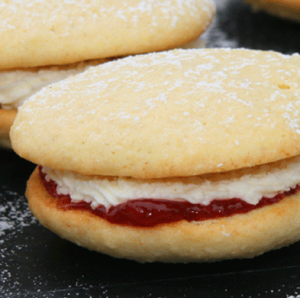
(39, 167), (299, 227)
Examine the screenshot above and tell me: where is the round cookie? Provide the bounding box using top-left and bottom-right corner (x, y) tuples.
(244, 0), (300, 22)
(11, 49), (300, 178)
(0, 0), (215, 69)
(10, 48), (300, 262)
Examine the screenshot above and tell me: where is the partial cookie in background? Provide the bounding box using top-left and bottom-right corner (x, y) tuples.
(0, 0), (215, 148)
(0, 0), (215, 69)
(244, 0), (300, 22)
(10, 48), (300, 262)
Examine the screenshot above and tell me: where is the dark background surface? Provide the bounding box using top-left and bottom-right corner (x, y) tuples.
(2, 0), (300, 297)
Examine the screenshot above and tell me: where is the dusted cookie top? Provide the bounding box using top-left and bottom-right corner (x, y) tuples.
(10, 49), (300, 178)
(0, 0), (215, 69)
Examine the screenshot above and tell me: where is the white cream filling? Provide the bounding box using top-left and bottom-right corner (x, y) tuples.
(0, 60), (103, 109)
(42, 155), (300, 209)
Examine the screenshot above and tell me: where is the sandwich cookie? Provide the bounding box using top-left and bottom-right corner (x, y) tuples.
(0, 0), (215, 147)
(244, 0), (300, 22)
(10, 48), (300, 263)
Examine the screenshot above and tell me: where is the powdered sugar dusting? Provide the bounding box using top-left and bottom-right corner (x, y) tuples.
(13, 48), (300, 178)
(0, 186), (37, 294)
(28, 48), (300, 138)
(0, 0), (212, 32)
(0, 187), (36, 238)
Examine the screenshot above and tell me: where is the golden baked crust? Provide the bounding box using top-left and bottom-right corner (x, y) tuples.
(244, 0), (300, 22)
(26, 166), (300, 263)
(0, 0), (215, 69)
(11, 49), (300, 178)
(0, 108), (16, 148)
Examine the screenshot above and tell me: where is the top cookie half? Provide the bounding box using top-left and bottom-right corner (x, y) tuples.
(0, 0), (215, 70)
(10, 49), (300, 179)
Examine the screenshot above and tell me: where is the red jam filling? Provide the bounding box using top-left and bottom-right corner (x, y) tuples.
(39, 167), (300, 227)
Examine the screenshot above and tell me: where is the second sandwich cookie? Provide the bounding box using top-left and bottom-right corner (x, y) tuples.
(10, 48), (300, 262)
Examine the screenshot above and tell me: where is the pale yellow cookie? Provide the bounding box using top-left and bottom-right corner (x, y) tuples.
(10, 48), (300, 262)
(11, 49), (300, 178)
(0, 0), (215, 70)
(244, 0), (300, 22)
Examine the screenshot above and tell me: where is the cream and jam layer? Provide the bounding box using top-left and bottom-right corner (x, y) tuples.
(41, 155), (300, 209)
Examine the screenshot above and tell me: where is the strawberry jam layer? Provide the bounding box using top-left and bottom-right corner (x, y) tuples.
(39, 167), (300, 227)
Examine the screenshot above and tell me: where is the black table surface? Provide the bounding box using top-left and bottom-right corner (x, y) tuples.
(2, 0), (300, 297)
